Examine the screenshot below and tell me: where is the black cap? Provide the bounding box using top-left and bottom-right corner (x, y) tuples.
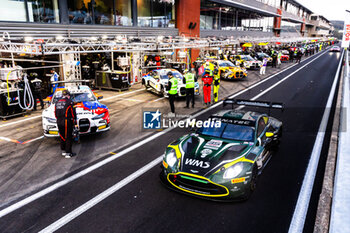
(167, 71), (173, 76)
(62, 89), (70, 96)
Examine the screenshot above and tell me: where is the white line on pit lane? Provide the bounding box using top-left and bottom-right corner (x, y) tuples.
(288, 50), (345, 233)
(151, 97), (166, 102)
(0, 49), (328, 220)
(38, 156), (163, 233)
(0, 115), (42, 129)
(36, 50), (329, 232)
(100, 89), (144, 102)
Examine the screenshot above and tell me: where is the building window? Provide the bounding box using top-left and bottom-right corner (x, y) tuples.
(68, 0), (93, 24)
(137, 0), (174, 27)
(27, 0), (59, 23)
(137, 0), (151, 27)
(115, 0), (132, 26)
(0, 0), (27, 22)
(200, 0), (220, 30)
(94, 0), (114, 25)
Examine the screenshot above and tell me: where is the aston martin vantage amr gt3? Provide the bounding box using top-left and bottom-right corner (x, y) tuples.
(160, 99), (283, 201)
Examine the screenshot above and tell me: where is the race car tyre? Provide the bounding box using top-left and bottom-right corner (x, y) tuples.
(144, 80), (150, 89)
(220, 72), (225, 80)
(271, 126), (282, 151)
(243, 164), (258, 201)
(160, 86), (166, 96)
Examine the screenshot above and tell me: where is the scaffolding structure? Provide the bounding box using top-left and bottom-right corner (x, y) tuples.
(0, 36), (237, 56)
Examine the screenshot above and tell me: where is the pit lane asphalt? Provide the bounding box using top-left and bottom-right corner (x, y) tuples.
(0, 56), (302, 207)
(0, 49), (341, 232)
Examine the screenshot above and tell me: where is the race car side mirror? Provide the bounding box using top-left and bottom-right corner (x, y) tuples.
(266, 132), (274, 138)
(98, 96), (103, 100)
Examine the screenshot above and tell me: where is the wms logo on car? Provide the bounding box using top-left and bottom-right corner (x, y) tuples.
(143, 110), (162, 129)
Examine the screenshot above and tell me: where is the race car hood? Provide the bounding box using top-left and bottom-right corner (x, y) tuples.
(75, 101), (108, 114)
(220, 67), (245, 72)
(43, 101), (108, 119)
(178, 134), (252, 177)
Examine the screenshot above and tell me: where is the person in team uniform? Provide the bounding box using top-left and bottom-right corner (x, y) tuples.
(29, 73), (44, 110)
(183, 69), (196, 108)
(202, 69), (213, 106)
(166, 72), (178, 113)
(213, 68), (220, 103)
(55, 90), (77, 158)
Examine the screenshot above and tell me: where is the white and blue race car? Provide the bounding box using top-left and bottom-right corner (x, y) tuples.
(42, 85), (110, 137)
(142, 69), (200, 97)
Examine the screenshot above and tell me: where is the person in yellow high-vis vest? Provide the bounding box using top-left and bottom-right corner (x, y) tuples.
(213, 68), (220, 103)
(204, 61), (214, 76)
(183, 69), (196, 108)
(166, 71), (178, 113)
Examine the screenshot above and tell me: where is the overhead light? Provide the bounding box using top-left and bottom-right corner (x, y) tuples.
(102, 35), (108, 40)
(90, 36), (98, 41)
(56, 35), (64, 40)
(115, 35), (122, 42)
(24, 36), (33, 42)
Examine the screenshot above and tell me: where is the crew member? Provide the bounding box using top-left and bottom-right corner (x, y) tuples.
(183, 69), (196, 108)
(294, 49), (298, 63)
(202, 69), (213, 106)
(296, 50), (303, 64)
(203, 61), (214, 76)
(55, 90), (77, 158)
(260, 57), (268, 75)
(277, 51), (282, 67)
(166, 72), (178, 113)
(271, 53), (277, 68)
(50, 69), (59, 94)
(213, 68), (220, 103)
(29, 73), (44, 111)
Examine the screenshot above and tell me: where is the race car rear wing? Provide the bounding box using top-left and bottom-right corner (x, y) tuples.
(223, 99), (284, 114)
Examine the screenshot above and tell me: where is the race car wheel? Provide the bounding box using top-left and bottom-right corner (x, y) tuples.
(220, 71), (225, 80)
(271, 126), (283, 151)
(243, 164), (258, 200)
(160, 86), (166, 96)
(144, 80), (149, 89)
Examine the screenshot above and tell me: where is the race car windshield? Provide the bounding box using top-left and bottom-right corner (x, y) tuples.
(241, 56), (254, 61)
(198, 122), (255, 142)
(258, 53), (269, 58)
(71, 93), (96, 103)
(160, 71), (183, 80)
(219, 61), (235, 67)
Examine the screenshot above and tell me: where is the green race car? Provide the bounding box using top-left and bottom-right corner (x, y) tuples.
(160, 99), (283, 201)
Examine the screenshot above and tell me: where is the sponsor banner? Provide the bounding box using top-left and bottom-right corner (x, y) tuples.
(341, 10), (350, 48)
(231, 177), (246, 184)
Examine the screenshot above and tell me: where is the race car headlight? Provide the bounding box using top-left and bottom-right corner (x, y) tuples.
(223, 163), (243, 179)
(92, 112), (105, 120)
(165, 150), (177, 167)
(44, 117), (57, 123)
